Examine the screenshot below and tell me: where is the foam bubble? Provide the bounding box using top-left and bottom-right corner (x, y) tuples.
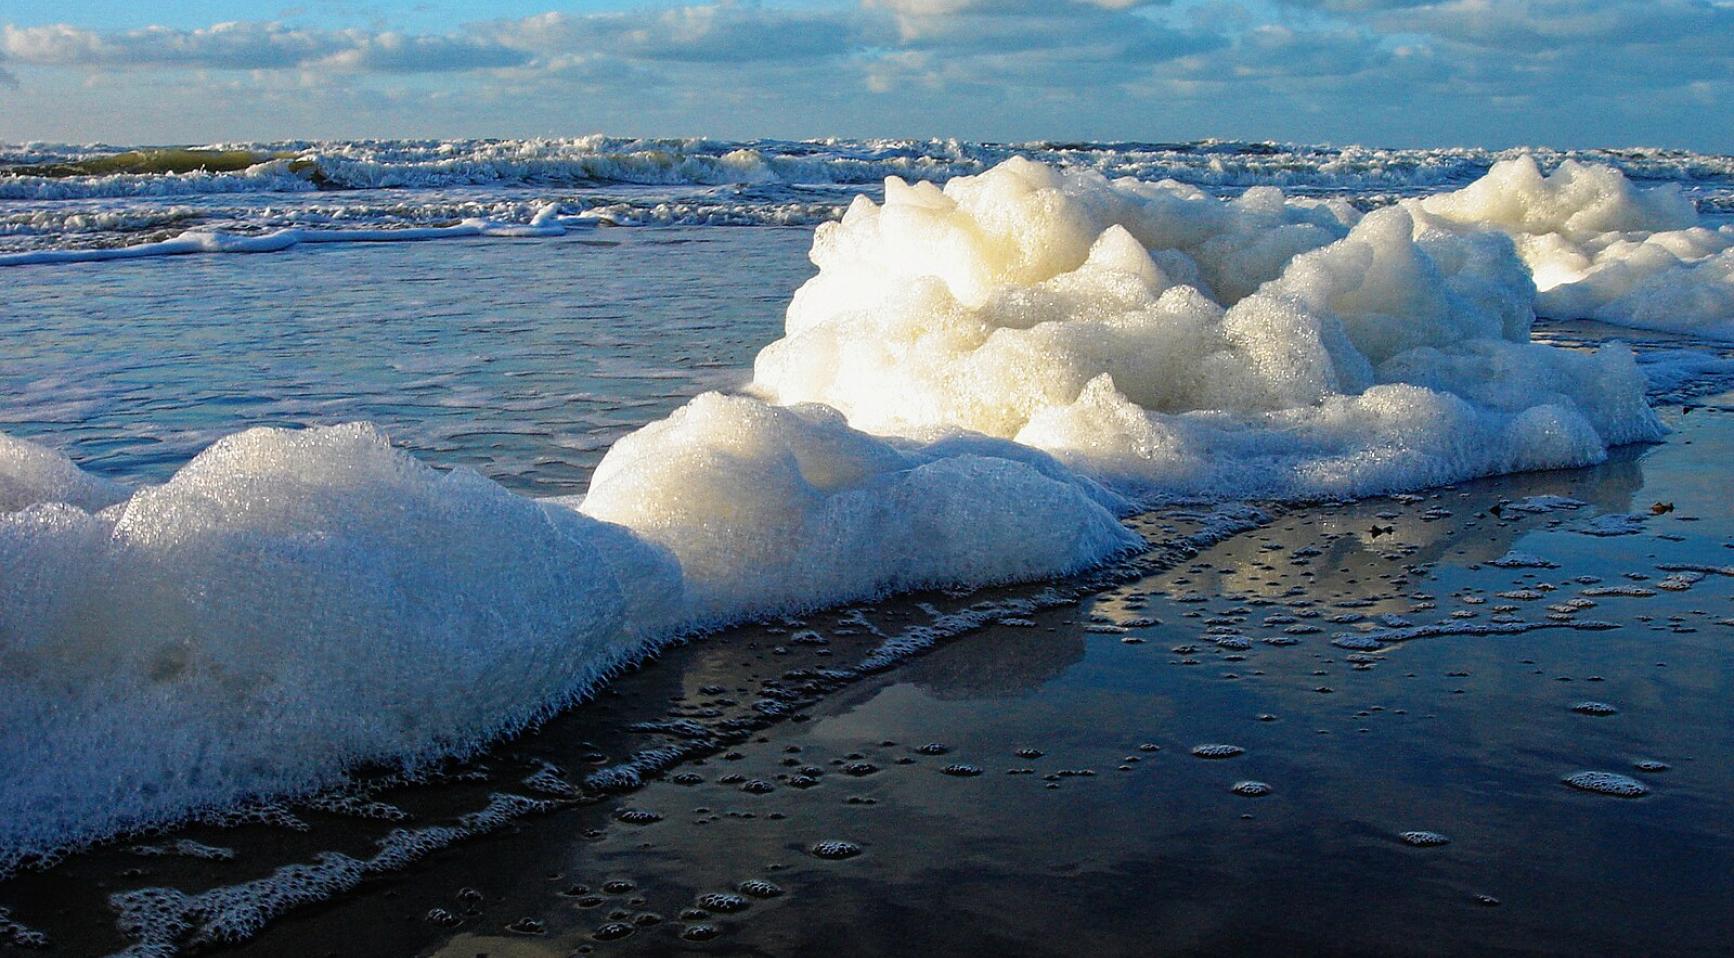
(681, 923), (722, 941)
(810, 840), (863, 860)
(1399, 831), (1451, 847)
(593, 921), (634, 941)
(696, 893), (750, 914)
(1563, 771), (1650, 797)
(737, 879), (784, 898)
(1488, 551), (1559, 569)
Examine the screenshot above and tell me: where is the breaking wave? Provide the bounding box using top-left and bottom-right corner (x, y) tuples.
(5, 135), (1732, 199)
(4, 137), (1729, 341)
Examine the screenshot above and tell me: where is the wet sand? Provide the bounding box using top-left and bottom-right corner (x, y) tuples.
(3, 398), (1730, 957)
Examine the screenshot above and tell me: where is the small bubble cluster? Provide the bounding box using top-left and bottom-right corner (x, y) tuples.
(424, 908), (460, 927)
(811, 839), (863, 860)
(1400, 831), (1451, 847)
(1563, 771), (1649, 797)
(593, 922), (634, 941)
(696, 892), (750, 914)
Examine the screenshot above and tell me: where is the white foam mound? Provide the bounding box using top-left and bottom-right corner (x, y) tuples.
(0, 423), (670, 868)
(579, 392), (1137, 623)
(753, 157), (1662, 498)
(1415, 156), (1734, 339)
(0, 433), (129, 513)
(0, 415), (1138, 867)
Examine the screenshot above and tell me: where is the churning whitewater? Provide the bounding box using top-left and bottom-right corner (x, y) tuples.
(0, 150), (1708, 871)
(4, 139), (1730, 339)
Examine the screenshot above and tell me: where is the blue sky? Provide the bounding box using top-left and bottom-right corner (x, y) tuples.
(1, 1), (1728, 150)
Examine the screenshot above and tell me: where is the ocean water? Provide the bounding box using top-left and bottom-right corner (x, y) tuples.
(3, 138), (1734, 896)
(1, 227), (811, 494)
(4, 137), (1732, 253)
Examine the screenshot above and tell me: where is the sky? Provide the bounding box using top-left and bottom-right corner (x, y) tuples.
(0, 0), (1728, 150)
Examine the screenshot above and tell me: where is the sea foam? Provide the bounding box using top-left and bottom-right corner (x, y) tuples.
(0, 207), (570, 267)
(0, 411), (1135, 869)
(0, 432), (129, 512)
(754, 158), (1662, 497)
(579, 393), (1137, 624)
(0, 155), (1682, 872)
(1416, 156), (1734, 339)
(0, 424), (661, 869)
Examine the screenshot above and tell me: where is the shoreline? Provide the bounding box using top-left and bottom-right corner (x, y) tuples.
(4, 395), (1728, 957)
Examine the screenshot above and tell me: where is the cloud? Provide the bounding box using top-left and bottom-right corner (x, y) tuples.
(1274, 0), (1438, 10)
(321, 33), (531, 73)
(0, 21), (529, 74)
(0, 0), (1728, 148)
(4, 22), (324, 69)
(1372, 0), (1732, 50)
(490, 6), (864, 63)
(0, 3), (1219, 97)
(869, 0), (1181, 52)
(1217, 25), (1385, 79)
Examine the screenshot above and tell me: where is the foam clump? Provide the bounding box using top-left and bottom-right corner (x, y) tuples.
(579, 392), (1139, 625)
(1415, 156), (1734, 339)
(0, 432), (129, 513)
(1399, 830), (1451, 847)
(1562, 770), (1649, 797)
(1488, 551), (1559, 569)
(754, 158), (1662, 499)
(0, 423), (673, 871)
